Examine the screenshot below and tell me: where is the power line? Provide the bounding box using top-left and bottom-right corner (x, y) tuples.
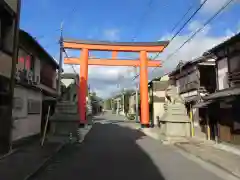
(166, 0), (235, 62)
(33, 2), (79, 40)
(33, 28), (61, 40)
(169, 0), (208, 43)
(127, 0), (155, 85)
(62, 48), (78, 75)
(170, 3), (195, 33)
(132, 0), (209, 81)
(57, 1), (81, 80)
(117, 0), (155, 91)
(131, 0), (154, 42)
(150, 0), (235, 78)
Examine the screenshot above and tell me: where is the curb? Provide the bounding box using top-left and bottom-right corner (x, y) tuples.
(0, 149), (18, 161)
(24, 142), (66, 180)
(174, 143), (240, 180)
(24, 125), (93, 180)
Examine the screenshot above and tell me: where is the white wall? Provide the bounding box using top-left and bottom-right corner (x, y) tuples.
(217, 58), (229, 90)
(62, 79), (75, 87)
(12, 86), (42, 141)
(153, 91), (166, 125)
(129, 95), (136, 114)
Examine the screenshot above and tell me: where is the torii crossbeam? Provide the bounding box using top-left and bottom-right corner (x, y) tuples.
(63, 40), (169, 127)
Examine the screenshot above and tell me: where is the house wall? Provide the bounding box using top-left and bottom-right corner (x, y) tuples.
(177, 70), (199, 94)
(152, 80), (169, 125)
(129, 95), (136, 114)
(217, 58), (229, 90)
(5, 0), (18, 13)
(12, 86), (42, 141)
(153, 90), (165, 125)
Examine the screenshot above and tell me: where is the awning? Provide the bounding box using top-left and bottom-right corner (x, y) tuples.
(193, 100), (214, 108)
(43, 96), (57, 101)
(183, 95), (198, 103)
(203, 87), (240, 100)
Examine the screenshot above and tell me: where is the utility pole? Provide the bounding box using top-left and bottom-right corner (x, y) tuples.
(58, 22), (64, 96)
(134, 67), (139, 123)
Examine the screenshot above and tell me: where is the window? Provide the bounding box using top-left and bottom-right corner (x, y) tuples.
(27, 99), (41, 114)
(0, 10), (14, 52)
(18, 48), (34, 71)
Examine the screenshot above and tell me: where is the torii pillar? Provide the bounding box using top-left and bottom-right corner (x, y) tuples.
(63, 40), (169, 127)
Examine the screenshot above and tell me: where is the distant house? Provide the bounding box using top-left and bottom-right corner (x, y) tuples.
(148, 75), (169, 126)
(12, 30), (59, 141)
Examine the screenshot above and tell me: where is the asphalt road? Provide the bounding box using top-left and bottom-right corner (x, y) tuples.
(32, 114), (225, 180)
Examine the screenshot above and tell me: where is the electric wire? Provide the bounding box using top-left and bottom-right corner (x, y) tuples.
(149, 0), (235, 78)
(132, 0), (209, 81)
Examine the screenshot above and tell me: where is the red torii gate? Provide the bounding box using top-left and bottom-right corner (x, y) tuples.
(63, 40), (169, 127)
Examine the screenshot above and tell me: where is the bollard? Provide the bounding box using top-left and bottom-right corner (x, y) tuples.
(77, 128), (82, 143)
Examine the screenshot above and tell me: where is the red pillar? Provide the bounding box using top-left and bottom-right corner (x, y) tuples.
(140, 51), (150, 127)
(79, 48), (89, 124)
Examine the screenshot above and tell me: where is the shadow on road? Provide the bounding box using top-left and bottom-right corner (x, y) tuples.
(33, 120), (166, 180)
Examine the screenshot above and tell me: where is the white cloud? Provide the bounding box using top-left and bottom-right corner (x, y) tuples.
(149, 21), (234, 80)
(201, 0), (238, 14)
(188, 20), (211, 34)
(103, 28), (120, 41)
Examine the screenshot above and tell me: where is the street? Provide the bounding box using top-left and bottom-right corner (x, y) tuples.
(32, 114), (225, 180)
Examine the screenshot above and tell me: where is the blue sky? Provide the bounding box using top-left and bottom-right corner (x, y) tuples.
(20, 0), (240, 97)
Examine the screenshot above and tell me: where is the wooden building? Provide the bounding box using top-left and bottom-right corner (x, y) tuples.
(202, 32), (240, 145)
(169, 56), (217, 139)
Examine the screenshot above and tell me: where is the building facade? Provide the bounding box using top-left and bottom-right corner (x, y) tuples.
(12, 30), (59, 141)
(148, 75), (169, 126)
(202, 32), (240, 145)
(0, 0), (20, 153)
(169, 56), (217, 139)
